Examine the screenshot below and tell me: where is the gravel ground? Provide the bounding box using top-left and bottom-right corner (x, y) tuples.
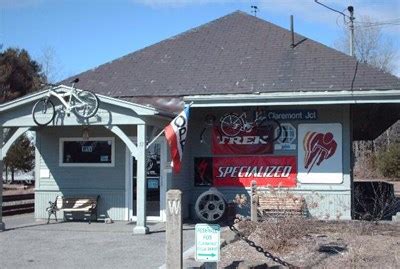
(219, 220), (400, 268)
(0, 213), (196, 269)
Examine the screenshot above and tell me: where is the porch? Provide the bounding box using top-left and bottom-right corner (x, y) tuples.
(0, 85), (172, 233)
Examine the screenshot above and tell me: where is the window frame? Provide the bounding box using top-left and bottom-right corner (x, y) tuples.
(59, 137), (115, 167)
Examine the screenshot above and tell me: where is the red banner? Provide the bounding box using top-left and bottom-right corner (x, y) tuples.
(213, 156), (297, 187)
(212, 127), (273, 155)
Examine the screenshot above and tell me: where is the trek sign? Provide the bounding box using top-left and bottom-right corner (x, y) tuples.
(195, 224), (220, 262)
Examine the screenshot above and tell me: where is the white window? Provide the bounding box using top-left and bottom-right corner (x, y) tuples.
(59, 137), (115, 167)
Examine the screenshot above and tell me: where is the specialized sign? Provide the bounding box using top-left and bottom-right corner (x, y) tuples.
(213, 156), (297, 187)
(195, 224), (220, 262)
(212, 127), (273, 155)
(297, 123), (343, 183)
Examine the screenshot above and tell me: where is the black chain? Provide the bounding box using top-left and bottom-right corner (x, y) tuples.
(229, 224), (299, 269)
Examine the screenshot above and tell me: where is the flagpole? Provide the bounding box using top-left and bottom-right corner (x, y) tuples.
(146, 129), (165, 149)
(146, 102), (194, 149)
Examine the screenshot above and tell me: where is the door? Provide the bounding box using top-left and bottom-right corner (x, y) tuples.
(126, 138), (166, 221)
(132, 142), (161, 217)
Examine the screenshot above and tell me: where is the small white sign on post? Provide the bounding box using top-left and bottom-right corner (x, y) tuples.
(195, 224), (220, 262)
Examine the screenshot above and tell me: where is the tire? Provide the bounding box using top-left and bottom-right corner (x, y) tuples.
(279, 125), (288, 143)
(73, 90), (99, 118)
(195, 188), (227, 223)
(32, 99), (55, 126)
(258, 118), (283, 142)
(220, 113), (242, 137)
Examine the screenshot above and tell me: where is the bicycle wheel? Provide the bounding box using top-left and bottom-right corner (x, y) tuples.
(73, 90), (99, 118)
(195, 188), (227, 223)
(32, 99), (55, 126)
(258, 118), (283, 142)
(220, 113), (242, 137)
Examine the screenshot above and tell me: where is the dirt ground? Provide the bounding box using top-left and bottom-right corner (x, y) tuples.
(219, 219), (400, 268)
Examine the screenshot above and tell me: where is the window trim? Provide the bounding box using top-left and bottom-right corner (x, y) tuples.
(59, 137), (115, 167)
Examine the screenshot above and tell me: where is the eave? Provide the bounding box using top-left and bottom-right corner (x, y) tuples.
(184, 89), (400, 107)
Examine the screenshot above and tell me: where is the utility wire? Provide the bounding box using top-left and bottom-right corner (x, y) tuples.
(314, 0), (350, 19)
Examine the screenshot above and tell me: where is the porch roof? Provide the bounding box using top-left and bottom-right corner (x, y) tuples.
(0, 85), (172, 117)
(0, 85), (173, 128)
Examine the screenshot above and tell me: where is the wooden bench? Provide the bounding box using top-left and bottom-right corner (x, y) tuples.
(250, 181), (306, 220)
(47, 195), (99, 224)
(257, 195), (306, 218)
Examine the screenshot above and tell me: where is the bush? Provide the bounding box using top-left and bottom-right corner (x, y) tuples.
(376, 143), (400, 179)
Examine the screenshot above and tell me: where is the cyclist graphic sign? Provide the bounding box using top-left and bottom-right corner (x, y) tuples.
(297, 123), (343, 183)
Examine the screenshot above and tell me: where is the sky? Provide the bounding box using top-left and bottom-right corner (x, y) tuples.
(1, 0), (399, 81)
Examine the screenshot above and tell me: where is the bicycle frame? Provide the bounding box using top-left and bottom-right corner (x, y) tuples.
(237, 112), (267, 132)
(45, 86), (86, 113)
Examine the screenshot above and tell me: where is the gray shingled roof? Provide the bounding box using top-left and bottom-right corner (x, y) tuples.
(64, 11), (400, 99)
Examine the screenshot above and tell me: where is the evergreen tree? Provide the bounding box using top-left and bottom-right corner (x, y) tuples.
(1, 47), (45, 183)
(0, 47), (45, 103)
(4, 135), (35, 182)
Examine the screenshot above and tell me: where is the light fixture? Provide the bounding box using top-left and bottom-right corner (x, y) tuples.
(82, 127), (90, 140)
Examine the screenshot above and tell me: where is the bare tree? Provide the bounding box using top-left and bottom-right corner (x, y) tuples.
(335, 16), (400, 179)
(334, 16), (397, 74)
(38, 46), (63, 83)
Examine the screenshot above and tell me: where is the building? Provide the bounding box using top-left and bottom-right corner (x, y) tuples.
(1, 11), (399, 233)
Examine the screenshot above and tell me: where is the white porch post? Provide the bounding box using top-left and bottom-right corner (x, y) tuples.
(0, 127), (5, 231)
(133, 124), (149, 234)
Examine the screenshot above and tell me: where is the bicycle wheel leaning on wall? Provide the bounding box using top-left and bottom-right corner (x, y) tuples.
(257, 118), (286, 142)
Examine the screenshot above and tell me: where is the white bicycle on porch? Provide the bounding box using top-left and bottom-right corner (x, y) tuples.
(32, 78), (100, 126)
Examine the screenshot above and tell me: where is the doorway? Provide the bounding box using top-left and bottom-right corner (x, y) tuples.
(126, 138), (167, 221)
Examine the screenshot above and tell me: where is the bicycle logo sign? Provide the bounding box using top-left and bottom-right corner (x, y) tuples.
(219, 111), (284, 140)
(208, 111), (286, 155)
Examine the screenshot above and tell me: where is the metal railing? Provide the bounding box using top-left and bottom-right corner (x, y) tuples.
(2, 193), (34, 216)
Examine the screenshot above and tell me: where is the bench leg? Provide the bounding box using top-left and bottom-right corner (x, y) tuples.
(47, 209), (57, 224)
(47, 211), (51, 224)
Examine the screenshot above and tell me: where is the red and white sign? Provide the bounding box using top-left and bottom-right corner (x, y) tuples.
(212, 127), (273, 155)
(298, 124), (343, 183)
(213, 156), (297, 187)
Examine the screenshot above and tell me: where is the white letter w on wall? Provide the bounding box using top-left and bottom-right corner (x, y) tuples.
(168, 200), (181, 215)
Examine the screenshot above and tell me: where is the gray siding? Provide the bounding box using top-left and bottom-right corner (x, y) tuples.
(35, 126), (130, 221)
(176, 104), (352, 220)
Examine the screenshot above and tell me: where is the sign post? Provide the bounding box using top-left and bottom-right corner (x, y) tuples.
(195, 223), (220, 268)
(166, 189), (182, 269)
